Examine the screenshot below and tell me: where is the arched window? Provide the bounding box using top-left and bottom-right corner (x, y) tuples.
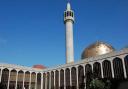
(51, 71), (54, 89)
(17, 70), (24, 89)
(1, 68), (9, 89)
(102, 60), (112, 79)
(60, 69), (64, 89)
(37, 73), (41, 89)
(78, 66), (85, 89)
(85, 64), (92, 89)
(47, 72), (50, 89)
(55, 70), (59, 89)
(71, 67), (77, 89)
(113, 57), (124, 79)
(65, 68), (70, 89)
(124, 55), (128, 77)
(31, 72), (36, 89)
(43, 73), (46, 89)
(9, 69), (17, 89)
(93, 62), (101, 79)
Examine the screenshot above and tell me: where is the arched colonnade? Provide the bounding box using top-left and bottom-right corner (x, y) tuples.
(0, 55), (128, 89)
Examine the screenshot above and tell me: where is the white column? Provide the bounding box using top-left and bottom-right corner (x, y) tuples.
(49, 72), (51, 89)
(15, 70), (19, 89)
(64, 69), (66, 89)
(120, 56), (127, 78)
(69, 68), (72, 87)
(23, 71), (26, 89)
(0, 68), (3, 83)
(45, 73), (47, 89)
(110, 60), (114, 78)
(29, 72), (32, 89)
(100, 62), (104, 78)
(41, 73), (43, 89)
(58, 70), (60, 89)
(54, 71), (56, 89)
(35, 73), (38, 89)
(7, 69), (11, 89)
(76, 67), (79, 89)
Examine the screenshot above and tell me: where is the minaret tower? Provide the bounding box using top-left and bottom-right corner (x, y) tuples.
(64, 2), (75, 64)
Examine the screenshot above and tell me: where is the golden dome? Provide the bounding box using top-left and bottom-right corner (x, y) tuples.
(81, 41), (115, 59)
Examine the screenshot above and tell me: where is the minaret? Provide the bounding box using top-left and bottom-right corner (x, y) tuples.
(64, 2), (75, 64)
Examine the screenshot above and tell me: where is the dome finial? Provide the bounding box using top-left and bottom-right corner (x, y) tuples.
(67, 1), (71, 10)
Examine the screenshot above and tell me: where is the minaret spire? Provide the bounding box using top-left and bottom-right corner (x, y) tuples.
(67, 2), (71, 10)
(64, 2), (75, 64)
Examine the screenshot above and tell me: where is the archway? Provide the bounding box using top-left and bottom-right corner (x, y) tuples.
(113, 57), (124, 79)
(85, 64), (92, 89)
(65, 68), (70, 89)
(102, 60), (112, 79)
(31, 72), (36, 89)
(47, 72), (50, 89)
(93, 62), (101, 79)
(51, 71), (54, 89)
(37, 73), (41, 89)
(9, 69), (17, 89)
(78, 65), (85, 89)
(17, 70), (24, 89)
(1, 68), (9, 89)
(43, 73), (46, 89)
(55, 70), (59, 89)
(60, 69), (64, 89)
(71, 67), (77, 89)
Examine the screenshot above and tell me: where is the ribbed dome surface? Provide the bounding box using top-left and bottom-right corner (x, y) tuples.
(81, 41), (115, 59)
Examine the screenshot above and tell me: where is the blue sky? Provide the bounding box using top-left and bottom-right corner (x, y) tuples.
(0, 0), (128, 67)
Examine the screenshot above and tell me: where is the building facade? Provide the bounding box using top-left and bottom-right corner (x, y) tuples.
(0, 2), (128, 89)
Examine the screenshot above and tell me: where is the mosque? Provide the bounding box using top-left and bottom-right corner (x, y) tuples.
(0, 2), (128, 89)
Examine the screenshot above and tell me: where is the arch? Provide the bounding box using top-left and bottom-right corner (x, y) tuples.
(47, 72), (50, 89)
(17, 70), (24, 89)
(93, 62), (101, 78)
(37, 73), (41, 89)
(124, 55), (128, 77)
(65, 68), (70, 89)
(60, 69), (64, 89)
(51, 71), (54, 89)
(78, 65), (85, 89)
(85, 64), (92, 89)
(43, 73), (46, 89)
(71, 67), (77, 89)
(24, 71), (30, 89)
(55, 70), (59, 89)
(113, 57), (124, 79)
(9, 69), (17, 89)
(31, 72), (36, 89)
(1, 68), (9, 89)
(102, 60), (112, 79)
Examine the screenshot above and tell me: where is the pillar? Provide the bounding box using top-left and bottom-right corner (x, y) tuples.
(110, 60), (114, 78)
(23, 71), (26, 89)
(29, 72), (32, 89)
(100, 61), (104, 78)
(41, 73), (43, 89)
(35, 73), (37, 89)
(7, 69), (11, 89)
(120, 56), (127, 78)
(15, 70), (19, 89)
(0, 68), (3, 83)
(69, 68), (72, 88)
